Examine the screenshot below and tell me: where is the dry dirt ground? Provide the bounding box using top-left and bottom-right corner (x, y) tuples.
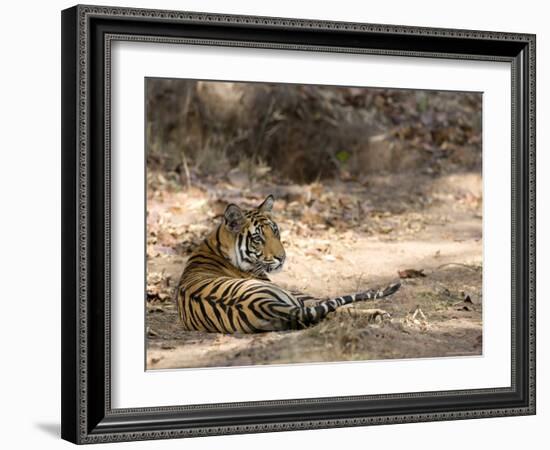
(146, 171), (482, 369)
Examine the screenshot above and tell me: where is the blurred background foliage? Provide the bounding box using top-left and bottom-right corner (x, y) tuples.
(146, 79), (481, 185)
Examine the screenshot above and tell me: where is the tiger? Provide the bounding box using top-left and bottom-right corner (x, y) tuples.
(174, 195), (401, 333)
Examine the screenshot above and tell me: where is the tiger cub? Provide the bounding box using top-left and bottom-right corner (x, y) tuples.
(175, 195), (400, 333)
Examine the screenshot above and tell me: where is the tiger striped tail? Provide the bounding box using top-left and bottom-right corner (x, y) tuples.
(293, 281), (401, 328)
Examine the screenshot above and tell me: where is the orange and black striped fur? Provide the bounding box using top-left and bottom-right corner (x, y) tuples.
(175, 195), (401, 333)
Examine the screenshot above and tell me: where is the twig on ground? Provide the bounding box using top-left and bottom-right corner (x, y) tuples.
(435, 262), (479, 272)
(181, 150), (191, 190)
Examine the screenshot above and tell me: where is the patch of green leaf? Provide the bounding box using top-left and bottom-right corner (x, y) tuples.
(335, 150), (351, 163)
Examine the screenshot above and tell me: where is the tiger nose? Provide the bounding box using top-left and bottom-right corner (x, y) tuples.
(276, 253), (286, 265)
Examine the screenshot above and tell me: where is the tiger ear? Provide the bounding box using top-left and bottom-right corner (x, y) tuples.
(257, 194), (274, 212)
(224, 204), (245, 233)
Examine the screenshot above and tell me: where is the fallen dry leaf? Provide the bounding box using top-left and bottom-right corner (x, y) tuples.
(398, 269), (426, 279)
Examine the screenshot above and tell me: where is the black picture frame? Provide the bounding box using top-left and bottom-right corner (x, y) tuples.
(61, 4), (536, 444)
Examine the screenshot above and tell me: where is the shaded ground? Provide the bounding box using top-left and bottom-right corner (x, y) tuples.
(146, 171), (482, 369)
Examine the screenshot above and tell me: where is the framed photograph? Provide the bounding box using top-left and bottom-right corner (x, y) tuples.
(61, 4), (536, 444)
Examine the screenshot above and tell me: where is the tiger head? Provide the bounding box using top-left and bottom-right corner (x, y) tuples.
(222, 195), (286, 274)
